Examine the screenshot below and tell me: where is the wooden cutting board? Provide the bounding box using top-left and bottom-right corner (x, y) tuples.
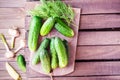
(25, 2), (81, 76)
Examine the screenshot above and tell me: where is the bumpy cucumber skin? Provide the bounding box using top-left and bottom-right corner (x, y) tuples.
(54, 37), (68, 68)
(40, 17), (55, 36)
(63, 39), (69, 56)
(50, 37), (58, 69)
(17, 54), (26, 72)
(40, 49), (51, 74)
(31, 53), (40, 65)
(28, 16), (42, 52)
(55, 18), (74, 37)
(32, 38), (50, 65)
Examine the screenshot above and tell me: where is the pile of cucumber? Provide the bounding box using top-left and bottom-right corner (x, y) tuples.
(28, 16), (72, 73)
(32, 37), (68, 73)
(28, 16), (74, 52)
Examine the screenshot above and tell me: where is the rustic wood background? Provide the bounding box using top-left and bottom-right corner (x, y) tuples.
(0, 0), (120, 80)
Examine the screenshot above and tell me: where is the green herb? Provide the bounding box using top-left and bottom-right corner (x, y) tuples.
(29, 0), (74, 25)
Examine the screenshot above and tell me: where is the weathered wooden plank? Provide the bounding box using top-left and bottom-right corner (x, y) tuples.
(26, 0), (120, 14)
(76, 46), (120, 60)
(0, 0), (25, 8)
(0, 29), (26, 49)
(28, 62), (120, 77)
(78, 32), (120, 45)
(80, 14), (120, 29)
(0, 8), (25, 29)
(28, 76), (120, 80)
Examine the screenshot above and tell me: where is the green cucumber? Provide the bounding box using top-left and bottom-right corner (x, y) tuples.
(50, 37), (58, 69)
(17, 54), (26, 72)
(54, 37), (68, 68)
(28, 16), (42, 52)
(40, 17), (55, 36)
(32, 38), (50, 65)
(55, 18), (74, 37)
(63, 39), (69, 56)
(40, 49), (51, 73)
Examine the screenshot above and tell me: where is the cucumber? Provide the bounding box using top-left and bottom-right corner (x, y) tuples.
(63, 39), (69, 56)
(40, 17), (55, 36)
(32, 38), (50, 65)
(31, 52), (40, 65)
(17, 54), (26, 72)
(28, 16), (42, 52)
(40, 49), (51, 73)
(54, 37), (68, 68)
(55, 18), (74, 37)
(50, 37), (58, 69)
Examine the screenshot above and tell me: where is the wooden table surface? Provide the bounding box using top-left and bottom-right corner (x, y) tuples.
(0, 0), (120, 80)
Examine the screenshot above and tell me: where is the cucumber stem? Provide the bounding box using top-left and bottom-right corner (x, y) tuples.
(49, 73), (53, 80)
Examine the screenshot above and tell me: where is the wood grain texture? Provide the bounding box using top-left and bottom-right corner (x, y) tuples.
(80, 14), (120, 29)
(0, 0), (25, 8)
(78, 32), (120, 45)
(76, 46), (120, 60)
(0, 8), (25, 29)
(28, 76), (120, 80)
(28, 62), (120, 77)
(1, 0), (120, 79)
(26, 0), (120, 14)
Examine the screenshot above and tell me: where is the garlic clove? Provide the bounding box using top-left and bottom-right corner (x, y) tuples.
(5, 51), (15, 59)
(8, 29), (20, 37)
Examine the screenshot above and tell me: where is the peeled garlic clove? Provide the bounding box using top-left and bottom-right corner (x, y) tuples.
(8, 29), (20, 37)
(5, 51), (15, 59)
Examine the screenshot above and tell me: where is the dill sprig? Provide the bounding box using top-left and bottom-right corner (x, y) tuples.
(29, 0), (74, 25)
